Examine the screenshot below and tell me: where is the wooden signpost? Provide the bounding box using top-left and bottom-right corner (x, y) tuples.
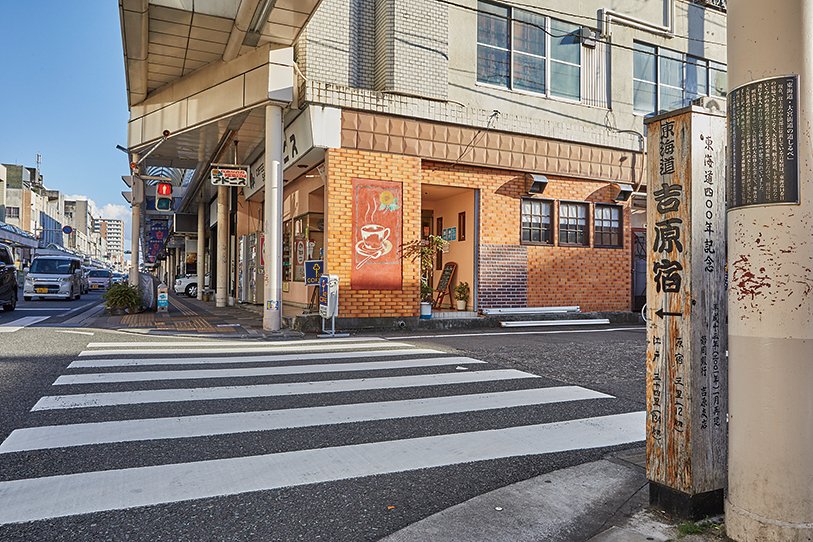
(433, 261), (457, 309)
(644, 105), (727, 519)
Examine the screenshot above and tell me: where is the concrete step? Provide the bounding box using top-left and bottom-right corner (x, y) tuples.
(500, 319), (611, 328)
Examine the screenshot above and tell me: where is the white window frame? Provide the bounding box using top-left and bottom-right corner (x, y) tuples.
(477, 1), (582, 103)
(633, 42), (727, 115)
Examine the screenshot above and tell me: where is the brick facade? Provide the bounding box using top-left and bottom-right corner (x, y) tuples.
(324, 143), (632, 318)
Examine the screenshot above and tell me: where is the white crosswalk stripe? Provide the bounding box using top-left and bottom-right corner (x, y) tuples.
(0, 316), (50, 333)
(0, 336), (645, 526)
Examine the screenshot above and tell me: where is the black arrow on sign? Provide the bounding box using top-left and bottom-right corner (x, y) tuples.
(655, 308), (682, 319)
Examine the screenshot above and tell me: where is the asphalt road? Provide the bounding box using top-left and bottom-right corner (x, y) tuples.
(0, 319), (647, 542)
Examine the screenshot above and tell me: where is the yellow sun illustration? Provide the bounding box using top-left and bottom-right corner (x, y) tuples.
(380, 191), (395, 205)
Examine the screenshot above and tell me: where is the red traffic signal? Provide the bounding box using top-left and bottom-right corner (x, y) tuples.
(155, 182), (173, 212)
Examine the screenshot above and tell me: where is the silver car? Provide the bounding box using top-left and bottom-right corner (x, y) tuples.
(23, 257), (83, 301)
(87, 269), (112, 290)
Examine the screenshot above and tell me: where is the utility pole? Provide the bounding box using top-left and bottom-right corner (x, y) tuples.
(726, 1), (813, 540)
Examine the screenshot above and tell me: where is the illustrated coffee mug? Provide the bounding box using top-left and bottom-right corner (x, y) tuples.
(361, 224), (390, 250)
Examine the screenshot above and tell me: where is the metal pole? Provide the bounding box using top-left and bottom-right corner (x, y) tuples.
(726, 1), (813, 540)
(263, 104), (283, 331)
(197, 200), (206, 300)
(129, 154), (141, 287)
(216, 186), (229, 307)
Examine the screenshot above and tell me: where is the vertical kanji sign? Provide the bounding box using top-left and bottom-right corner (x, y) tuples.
(645, 106), (728, 517)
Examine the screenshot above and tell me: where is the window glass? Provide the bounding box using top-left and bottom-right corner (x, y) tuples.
(549, 19), (580, 65)
(477, 1), (511, 87)
(558, 202), (588, 245)
(659, 85), (684, 111)
(0, 248), (12, 265)
(477, 2), (509, 48)
(633, 43), (656, 82)
(659, 49), (683, 88)
(30, 259), (73, 274)
(594, 204), (622, 247)
(685, 56), (708, 100)
(513, 53), (545, 93)
(710, 61), (727, 97)
(633, 81), (657, 114)
(513, 11), (545, 56)
(550, 62), (580, 100)
(477, 46), (510, 87)
(520, 198), (552, 244)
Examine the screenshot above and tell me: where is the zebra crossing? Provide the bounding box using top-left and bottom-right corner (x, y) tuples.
(0, 336), (645, 532)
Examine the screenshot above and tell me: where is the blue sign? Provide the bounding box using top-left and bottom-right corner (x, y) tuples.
(319, 275), (329, 317)
(62, 225), (74, 235)
(304, 260), (324, 285)
(442, 227), (457, 241)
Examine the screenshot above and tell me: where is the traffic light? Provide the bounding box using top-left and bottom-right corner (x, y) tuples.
(156, 182), (173, 212)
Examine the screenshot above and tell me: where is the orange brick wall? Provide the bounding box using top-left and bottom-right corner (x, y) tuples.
(422, 161), (631, 312)
(325, 149), (632, 317)
(326, 148), (422, 318)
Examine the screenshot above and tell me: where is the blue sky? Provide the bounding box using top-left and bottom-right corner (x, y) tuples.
(0, 1), (131, 236)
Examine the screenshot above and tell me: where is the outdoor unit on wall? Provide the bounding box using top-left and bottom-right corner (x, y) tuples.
(615, 184), (634, 202)
(579, 27), (597, 48)
(526, 174), (548, 195)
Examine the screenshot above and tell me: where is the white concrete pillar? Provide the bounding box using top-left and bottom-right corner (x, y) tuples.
(726, 1), (813, 540)
(263, 104), (284, 331)
(129, 155), (141, 288)
(197, 200), (206, 300)
(216, 186), (229, 307)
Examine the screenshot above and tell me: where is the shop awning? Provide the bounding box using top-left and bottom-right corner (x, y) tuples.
(0, 222), (39, 249)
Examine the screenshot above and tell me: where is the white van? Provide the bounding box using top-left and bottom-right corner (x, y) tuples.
(23, 256), (83, 301)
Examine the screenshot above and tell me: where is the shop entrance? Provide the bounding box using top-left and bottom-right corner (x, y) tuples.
(421, 185), (477, 312)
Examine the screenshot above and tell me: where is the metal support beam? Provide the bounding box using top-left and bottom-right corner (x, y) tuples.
(263, 104), (283, 331)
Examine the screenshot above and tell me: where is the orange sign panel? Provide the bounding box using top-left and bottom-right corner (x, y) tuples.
(351, 178), (402, 290)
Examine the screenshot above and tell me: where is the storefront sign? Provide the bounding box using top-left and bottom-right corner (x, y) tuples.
(644, 107), (727, 504)
(351, 178), (403, 290)
(727, 75), (799, 210)
(210, 164), (249, 187)
(304, 260), (323, 285)
(319, 274), (339, 319)
(244, 105), (341, 200)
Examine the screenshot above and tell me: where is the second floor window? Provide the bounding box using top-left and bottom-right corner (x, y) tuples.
(477, 1), (581, 101)
(634, 42), (727, 115)
(6, 207), (20, 219)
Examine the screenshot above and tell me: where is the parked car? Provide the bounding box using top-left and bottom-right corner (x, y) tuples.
(87, 269), (113, 290)
(174, 274), (209, 297)
(79, 267), (90, 294)
(111, 273), (127, 285)
(23, 256), (83, 301)
(0, 243), (18, 311)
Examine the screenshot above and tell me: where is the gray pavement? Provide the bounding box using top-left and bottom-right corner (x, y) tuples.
(0, 308), (725, 541)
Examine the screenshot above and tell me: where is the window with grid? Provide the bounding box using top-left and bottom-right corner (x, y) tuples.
(477, 1), (581, 101)
(6, 207), (20, 219)
(633, 42), (727, 115)
(558, 202), (588, 245)
(520, 198), (552, 244)
(594, 204), (622, 247)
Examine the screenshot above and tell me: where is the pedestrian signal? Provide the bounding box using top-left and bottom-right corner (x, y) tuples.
(156, 182), (173, 212)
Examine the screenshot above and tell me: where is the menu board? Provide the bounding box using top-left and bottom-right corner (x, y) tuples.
(727, 75), (799, 210)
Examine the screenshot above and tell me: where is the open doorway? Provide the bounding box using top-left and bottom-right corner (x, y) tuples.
(421, 185), (477, 312)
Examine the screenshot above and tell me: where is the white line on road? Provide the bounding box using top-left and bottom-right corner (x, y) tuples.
(68, 348), (444, 368)
(32, 369), (538, 410)
(54, 330), (95, 336)
(85, 337), (387, 348)
(0, 316), (50, 333)
(396, 327), (646, 339)
(59, 302), (97, 317)
(61, 303), (105, 326)
(54, 357), (485, 385)
(0, 411), (645, 525)
(78, 341), (415, 357)
(0, 387), (613, 453)
(9, 308), (67, 311)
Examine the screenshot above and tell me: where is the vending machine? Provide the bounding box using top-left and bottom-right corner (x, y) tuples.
(238, 235), (248, 303)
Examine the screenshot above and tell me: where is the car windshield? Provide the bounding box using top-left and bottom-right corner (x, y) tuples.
(88, 270), (111, 278)
(30, 259), (73, 275)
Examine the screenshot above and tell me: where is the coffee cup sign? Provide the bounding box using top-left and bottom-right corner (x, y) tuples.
(351, 179), (403, 290)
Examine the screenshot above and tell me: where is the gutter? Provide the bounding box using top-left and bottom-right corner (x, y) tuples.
(598, 0), (675, 38)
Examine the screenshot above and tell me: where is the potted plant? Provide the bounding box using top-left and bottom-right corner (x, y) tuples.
(401, 234), (447, 319)
(454, 281), (470, 311)
(102, 283), (143, 315)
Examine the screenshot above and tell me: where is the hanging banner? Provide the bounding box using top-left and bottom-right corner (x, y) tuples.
(210, 164), (249, 187)
(351, 178), (402, 290)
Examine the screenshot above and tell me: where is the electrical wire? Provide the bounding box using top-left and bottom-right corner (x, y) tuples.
(453, 110), (501, 165)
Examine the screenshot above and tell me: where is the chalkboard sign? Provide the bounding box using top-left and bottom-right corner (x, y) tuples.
(727, 75), (799, 210)
(436, 262), (457, 293)
(433, 262), (457, 309)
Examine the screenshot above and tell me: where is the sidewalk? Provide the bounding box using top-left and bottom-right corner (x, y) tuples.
(88, 292), (303, 338)
(383, 447), (729, 542)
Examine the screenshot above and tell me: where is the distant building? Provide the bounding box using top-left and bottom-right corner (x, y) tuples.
(96, 218), (125, 266)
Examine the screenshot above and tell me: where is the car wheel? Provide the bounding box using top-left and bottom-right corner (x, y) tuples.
(185, 283), (197, 297)
(2, 291), (16, 312)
